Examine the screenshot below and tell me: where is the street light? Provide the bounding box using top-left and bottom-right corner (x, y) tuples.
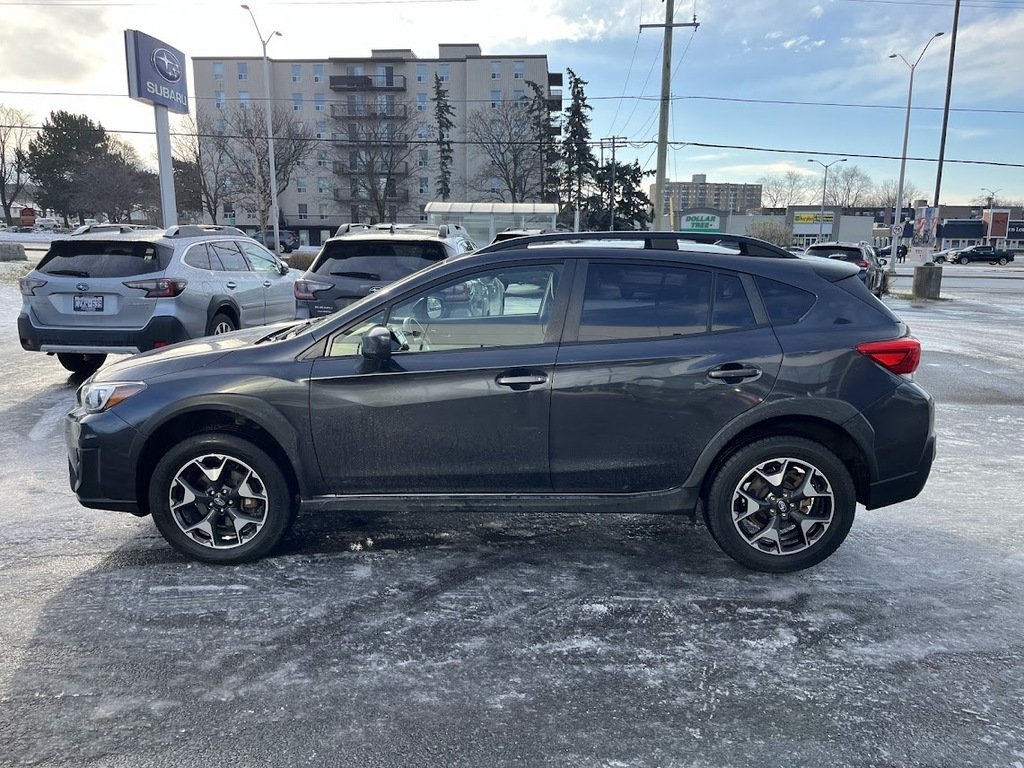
(889, 32), (944, 255)
(241, 4), (283, 254)
(981, 187), (1001, 244)
(807, 158), (846, 243)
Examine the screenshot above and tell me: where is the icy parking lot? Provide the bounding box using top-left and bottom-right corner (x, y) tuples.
(0, 273), (1022, 767)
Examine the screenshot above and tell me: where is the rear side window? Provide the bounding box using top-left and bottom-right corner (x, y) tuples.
(712, 273), (756, 332)
(37, 240), (172, 278)
(754, 277), (816, 326)
(313, 239), (447, 281)
(578, 263), (711, 342)
(183, 244), (212, 270)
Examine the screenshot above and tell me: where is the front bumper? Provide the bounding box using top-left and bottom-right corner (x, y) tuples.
(65, 406), (145, 515)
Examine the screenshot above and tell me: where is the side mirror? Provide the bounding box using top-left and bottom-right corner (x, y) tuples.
(360, 325), (392, 362)
(412, 296), (445, 321)
(879, 258), (888, 267)
(279, 263), (290, 275)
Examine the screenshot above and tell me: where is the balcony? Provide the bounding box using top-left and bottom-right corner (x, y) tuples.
(332, 161), (410, 176)
(330, 102), (408, 119)
(329, 74), (407, 92)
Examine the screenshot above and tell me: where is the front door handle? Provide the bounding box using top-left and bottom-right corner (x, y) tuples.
(226, 281), (237, 289)
(496, 371), (548, 391)
(263, 280), (273, 288)
(707, 364), (762, 383)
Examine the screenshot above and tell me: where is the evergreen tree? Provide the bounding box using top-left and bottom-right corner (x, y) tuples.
(525, 81), (559, 204)
(26, 111), (108, 224)
(560, 68), (596, 227)
(582, 160), (652, 230)
(432, 74), (455, 201)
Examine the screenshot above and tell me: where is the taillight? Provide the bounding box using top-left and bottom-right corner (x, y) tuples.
(123, 278), (187, 298)
(294, 278), (332, 301)
(855, 259), (870, 269)
(857, 338), (921, 375)
(19, 277), (47, 296)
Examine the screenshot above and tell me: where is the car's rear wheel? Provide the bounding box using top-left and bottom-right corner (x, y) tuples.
(57, 352), (106, 376)
(149, 433), (294, 564)
(207, 312), (237, 335)
(998, 257), (1008, 265)
(704, 437), (856, 573)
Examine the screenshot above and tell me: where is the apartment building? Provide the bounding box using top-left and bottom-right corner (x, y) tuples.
(192, 44), (560, 246)
(656, 174), (763, 216)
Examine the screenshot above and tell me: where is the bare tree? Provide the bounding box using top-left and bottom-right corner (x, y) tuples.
(0, 105), (32, 225)
(333, 97), (426, 222)
(758, 171), (814, 208)
(173, 110), (230, 224)
(214, 104), (316, 228)
(747, 219), (794, 247)
(871, 178), (924, 210)
(826, 164), (873, 208)
(466, 100), (542, 202)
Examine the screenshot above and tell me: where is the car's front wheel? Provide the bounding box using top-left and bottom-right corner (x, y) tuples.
(704, 437), (856, 573)
(958, 255), (970, 265)
(998, 257), (1008, 266)
(57, 352), (106, 376)
(149, 433), (295, 564)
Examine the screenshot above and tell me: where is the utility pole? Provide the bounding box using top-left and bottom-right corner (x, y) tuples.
(933, 0), (961, 211)
(642, 2), (699, 231)
(602, 136), (627, 230)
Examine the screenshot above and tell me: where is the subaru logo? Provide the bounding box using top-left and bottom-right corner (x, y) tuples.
(152, 48), (182, 83)
(367, 286), (380, 293)
(76, 282), (89, 292)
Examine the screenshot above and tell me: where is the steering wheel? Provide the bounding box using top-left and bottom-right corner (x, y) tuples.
(401, 316), (431, 351)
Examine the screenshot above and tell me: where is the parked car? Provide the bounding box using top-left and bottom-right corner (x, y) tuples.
(294, 223), (477, 319)
(33, 217), (61, 231)
(259, 229), (299, 253)
(18, 225), (295, 376)
(803, 241), (886, 296)
(490, 228), (546, 244)
(948, 244), (1015, 265)
(70, 223), (161, 236)
(65, 230), (934, 572)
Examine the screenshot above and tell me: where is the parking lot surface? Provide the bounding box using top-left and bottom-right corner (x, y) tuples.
(0, 269), (1022, 767)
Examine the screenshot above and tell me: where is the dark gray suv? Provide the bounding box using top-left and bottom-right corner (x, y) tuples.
(65, 231), (934, 572)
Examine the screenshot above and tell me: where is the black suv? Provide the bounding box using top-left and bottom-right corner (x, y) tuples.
(949, 245), (1015, 265)
(65, 231), (934, 572)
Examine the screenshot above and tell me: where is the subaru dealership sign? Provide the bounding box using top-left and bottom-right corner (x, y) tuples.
(125, 30), (189, 114)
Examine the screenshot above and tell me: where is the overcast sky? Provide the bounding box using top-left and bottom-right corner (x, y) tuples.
(2, 0), (1022, 205)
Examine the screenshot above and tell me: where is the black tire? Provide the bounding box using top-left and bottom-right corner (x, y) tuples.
(207, 311), (237, 336)
(149, 433), (294, 564)
(57, 352), (106, 376)
(958, 255), (970, 265)
(998, 257), (1008, 266)
(704, 437), (856, 573)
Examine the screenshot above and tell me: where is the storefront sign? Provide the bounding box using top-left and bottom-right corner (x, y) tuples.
(793, 212), (834, 225)
(681, 213), (720, 232)
(125, 30), (189, 114)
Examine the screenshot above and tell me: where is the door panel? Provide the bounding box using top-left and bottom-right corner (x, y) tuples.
(209, 240), (263, 326)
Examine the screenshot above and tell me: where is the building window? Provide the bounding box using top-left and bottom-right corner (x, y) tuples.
(318, 177), (330, 195)
(297, 177), (307, 194)
(419, 204), (428, 222)
(292, 93), (303, 111)
(418, 149), (428, 167)
(417, 121), (428, 139)
(513, 89), (525, 102)
(237, 62), (248, 80)
(214, 90), (225, 110)
(291, 64), (302, 82)
(319, 203), (329, 220)
(490, 177), (501, 193)
(213, 62), (224, 81)
(298, 203), (308, 220)
(419, 176), (429, 194)
(490, 90), (502, 108)
(313, 64), (324, 83)
(317, 151), (328, 168)
(239, 91), (250, 109)
(416, 63), (427, 83)
(417, 93), (427, 112)
(513, 61), (525, 79)
(346, 65), (364, 76)
(438, 63), (450, 83)
(216, 118), (227, 133)
(491, 61), (501, 80)
(315, 93), (326, 112)
(315, 122), (327, 139)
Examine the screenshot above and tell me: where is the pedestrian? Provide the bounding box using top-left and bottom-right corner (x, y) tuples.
(897, 244), (908, 264)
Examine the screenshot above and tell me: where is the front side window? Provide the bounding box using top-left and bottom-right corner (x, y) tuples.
(577, 263), (712, 342)
(239, 241), (280, 272)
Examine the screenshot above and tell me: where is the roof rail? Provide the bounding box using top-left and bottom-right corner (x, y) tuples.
(474, 230), (797, 258)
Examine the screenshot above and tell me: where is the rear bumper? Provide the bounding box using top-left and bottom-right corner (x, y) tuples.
(863, 433), (935, 509)
(19, 312), (191, 355)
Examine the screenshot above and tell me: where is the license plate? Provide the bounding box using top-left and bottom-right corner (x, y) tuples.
(73, 294), (104, 312)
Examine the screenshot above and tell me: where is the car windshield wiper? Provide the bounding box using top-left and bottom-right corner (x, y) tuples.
(46, 269), (90, 277)
(330, 271), (381, 280)
(256, 317), (328, 343)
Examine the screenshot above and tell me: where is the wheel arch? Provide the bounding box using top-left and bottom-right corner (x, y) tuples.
(205, 297), (241, 330)
(133, 403), (304, 517)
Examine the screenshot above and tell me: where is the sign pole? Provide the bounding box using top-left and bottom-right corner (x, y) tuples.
(154, 105), (178, 227)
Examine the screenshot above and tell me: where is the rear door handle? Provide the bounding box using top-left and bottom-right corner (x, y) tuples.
(263, 280), (273, 288)
(707, 365), (762, 383)
(496, 371), (548, 391)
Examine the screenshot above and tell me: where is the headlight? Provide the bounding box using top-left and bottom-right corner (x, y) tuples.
(77, 381), (147, 414)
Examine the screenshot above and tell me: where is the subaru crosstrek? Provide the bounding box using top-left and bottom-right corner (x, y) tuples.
(65, 231), (935, 572)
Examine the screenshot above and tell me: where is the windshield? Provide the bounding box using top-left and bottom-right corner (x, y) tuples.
(37, 240), (172, 277)
(312, 239), (446, 281)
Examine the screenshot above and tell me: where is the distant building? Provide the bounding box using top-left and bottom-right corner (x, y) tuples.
(192, 44), (561, 246)
(656, 174), (763, 219)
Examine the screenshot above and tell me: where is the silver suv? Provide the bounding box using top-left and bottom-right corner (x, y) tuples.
(18, 225), (296, 376)
(294, 223), (478, 319)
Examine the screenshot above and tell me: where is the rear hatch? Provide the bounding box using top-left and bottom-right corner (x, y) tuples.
(27, 239), (173, 329)
(296, 238), (447, 316)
